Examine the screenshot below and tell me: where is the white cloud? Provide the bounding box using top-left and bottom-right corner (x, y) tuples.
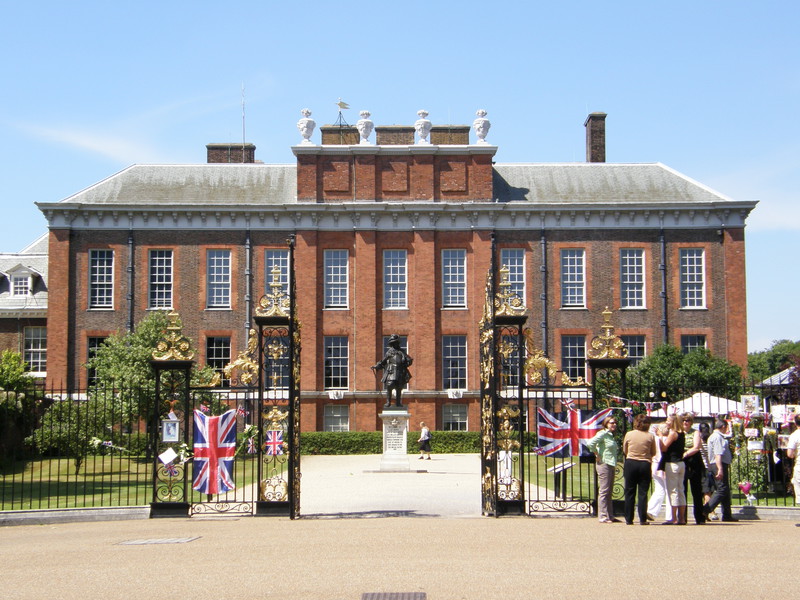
(18, 122), (171, 164)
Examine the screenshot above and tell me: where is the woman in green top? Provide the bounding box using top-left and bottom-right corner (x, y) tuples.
(587, 416), (620, 523)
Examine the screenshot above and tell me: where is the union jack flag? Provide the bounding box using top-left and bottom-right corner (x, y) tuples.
(536, 407), (612, 457)
(192, 409), (237, 495)
(264, 430), (284, 456)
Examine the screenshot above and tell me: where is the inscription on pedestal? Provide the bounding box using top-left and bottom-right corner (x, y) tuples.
(379, 410), (411, 472)
(385, 420), (405, 452)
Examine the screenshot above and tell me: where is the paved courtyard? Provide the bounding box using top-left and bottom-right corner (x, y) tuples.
(1, 454), (796, 599)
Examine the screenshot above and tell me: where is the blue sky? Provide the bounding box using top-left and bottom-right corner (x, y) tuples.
(1, 1), (797, 354)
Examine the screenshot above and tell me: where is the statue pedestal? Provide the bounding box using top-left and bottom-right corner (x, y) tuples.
(379, 409), (411, 472)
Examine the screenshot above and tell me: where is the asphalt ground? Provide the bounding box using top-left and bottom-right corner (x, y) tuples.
(1, 454), (798, 600)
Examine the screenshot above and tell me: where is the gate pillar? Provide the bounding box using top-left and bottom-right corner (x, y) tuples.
(253, 236), (301, 519)
(587, 307), (632, 408)
(480, 250), (529, 517)
(149, 312), (195, 518)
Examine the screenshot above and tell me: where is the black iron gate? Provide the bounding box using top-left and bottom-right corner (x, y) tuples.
(150, 239), (300, 518)
(479, 242), (616, 517)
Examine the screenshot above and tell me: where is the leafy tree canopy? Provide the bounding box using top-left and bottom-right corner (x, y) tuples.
(86, 310), (173, 387)
(630, 344), (743, 401)
(85, 310), (223, 417)
(747, 339), (800, 383)
(0, 350), (32, 391)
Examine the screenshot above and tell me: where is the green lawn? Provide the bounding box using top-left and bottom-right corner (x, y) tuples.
(1, 453), (275, 510)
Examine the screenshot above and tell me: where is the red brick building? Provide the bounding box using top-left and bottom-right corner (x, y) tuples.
(31, 112), (757, 431)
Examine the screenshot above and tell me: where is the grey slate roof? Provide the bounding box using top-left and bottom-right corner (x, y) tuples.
(54, 162), (738, 207)
(0, 234), (48, 315)
(59, 164), (297, 206)
(492, 163), (734, 204)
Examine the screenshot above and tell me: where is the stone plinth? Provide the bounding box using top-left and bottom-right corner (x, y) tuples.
(379, 409), (411, 472)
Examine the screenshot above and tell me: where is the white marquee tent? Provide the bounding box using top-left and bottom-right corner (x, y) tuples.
(650, 392), (743, 418)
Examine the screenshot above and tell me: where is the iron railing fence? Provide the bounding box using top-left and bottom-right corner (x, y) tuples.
(2, 379), (799, 513)
(0, 382), (153, 510)
(522, 379), (800, 514)
(0, 382), (268, 512)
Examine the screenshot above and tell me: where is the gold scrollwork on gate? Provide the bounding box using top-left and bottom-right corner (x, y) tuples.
(223, 328), (259, 385)
(152, 311), (194, 361)
(256, 266), (291, 318)
(587, 306), (628, 360)
(522, 328), (557, 385)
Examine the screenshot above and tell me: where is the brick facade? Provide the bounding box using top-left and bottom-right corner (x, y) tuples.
(33, 113), (755, 431)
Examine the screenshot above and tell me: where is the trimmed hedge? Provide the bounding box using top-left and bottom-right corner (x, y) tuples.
(299, 430), (482, 455)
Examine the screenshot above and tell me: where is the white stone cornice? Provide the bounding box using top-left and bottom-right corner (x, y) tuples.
(291, 144), (498, 158)
(36, 200), (757, 232)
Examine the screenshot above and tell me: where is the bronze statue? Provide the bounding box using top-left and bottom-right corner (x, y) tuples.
(371, 334), (413, 409)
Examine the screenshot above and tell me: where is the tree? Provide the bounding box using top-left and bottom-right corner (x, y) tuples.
(747, 339), (800, 382)
(28, 396), (111, 475)
(0, 350), (32, 391)
(629, 344), (743, 401)
(0, 351), (37, 460)
(85, 310), (223, 419)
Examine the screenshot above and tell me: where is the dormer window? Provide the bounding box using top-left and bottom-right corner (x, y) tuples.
(12, 274), (31, 296)
(4, 264), (39, 297)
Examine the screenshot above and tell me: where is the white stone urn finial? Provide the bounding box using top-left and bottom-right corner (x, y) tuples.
(414, 109), (432, 145)
(356, 110), (374, 145)
(297, 108), (316, 145)
(473, 109), (491, 144)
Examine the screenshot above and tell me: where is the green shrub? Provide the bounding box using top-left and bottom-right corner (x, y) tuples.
(300, 431), (382, 454)
(298, 430), (484, 455)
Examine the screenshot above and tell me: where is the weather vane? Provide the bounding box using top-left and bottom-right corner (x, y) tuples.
(335, 98), (350, 126)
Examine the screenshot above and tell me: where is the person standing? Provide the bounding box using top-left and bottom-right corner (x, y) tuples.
(646, 423), (671, 521)
(785, 414), (800, 503)
(660, 414), (687, 524)
(703, 419), (738, 522)
(587, 416), (620, 523)
(681, 413), (706, 524)
(417, 421), (432, 460)
(622, 414), (657, 525)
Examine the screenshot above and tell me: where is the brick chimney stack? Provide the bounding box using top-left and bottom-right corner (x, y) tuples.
(206, 143), (256, 164)
(584, 112), (607, 163)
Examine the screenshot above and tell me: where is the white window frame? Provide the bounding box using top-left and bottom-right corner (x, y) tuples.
(89, 249), (114, 309)
(561, 335), (586, 380)
(443, 404), (468, 431)
(442, 249), (467, 308)
(86, 336), (106, 387)
(206, 336), (232, 387)
(442, 335), (467, 390)
(500, 248), (526, 305)
(560, 249), (585, 308)
(265, 249), (290, 296)
(383, 250), (408, 309)
(681, 335), (707, 354)
(620, 335), (646, 366)
(24, 326), (47, 375)
(11, 274), (31, 297)
(323, 405), (350, 432)
(324, 250), (349, 309)
(206, 249), (231, 309)
(148, 249), (173, 309)
(680, 248), (706, 309)
(620, 248), (645, 309)
(324, 336), (349, 390)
